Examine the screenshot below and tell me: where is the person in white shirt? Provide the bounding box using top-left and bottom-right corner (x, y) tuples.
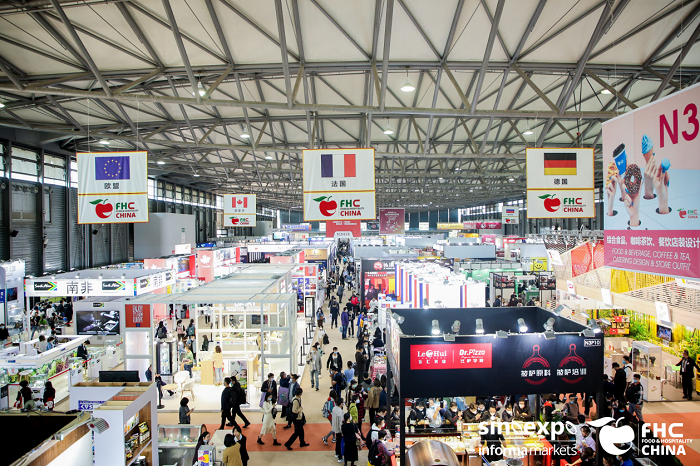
(623, 355), (633, 385)
(36, 335), (48, 353)
(425, 399), (443, 428)
(578, 425), (595, 453)
(369, 298), (378, 313)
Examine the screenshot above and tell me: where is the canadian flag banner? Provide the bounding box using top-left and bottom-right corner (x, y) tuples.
(223, 194), (256, 215)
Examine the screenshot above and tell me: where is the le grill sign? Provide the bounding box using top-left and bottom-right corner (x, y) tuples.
(410, 343), (493, 370)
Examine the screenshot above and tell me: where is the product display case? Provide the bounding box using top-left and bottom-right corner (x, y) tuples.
(632, 340), (663, 401)
(157, 425), (202, 466)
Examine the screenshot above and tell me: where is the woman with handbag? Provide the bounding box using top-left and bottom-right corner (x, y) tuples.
(257, 392), (281, 445)
(340, 413), (359, 466)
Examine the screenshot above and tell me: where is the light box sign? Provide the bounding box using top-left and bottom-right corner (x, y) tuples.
(303, 148), (376, 221)
(125, 304), (151, 328)
(325, 220), (361, 238)
(502, 206), (519, 224)
(223, 194), (256, 227)
(602, 83), (700, 279)
(463, 221), (502, 229)
(77, 151), (149, 224)
(410, 343), (493, 370)
(526, 148), (595, 219)
(379, 208), (405, 234)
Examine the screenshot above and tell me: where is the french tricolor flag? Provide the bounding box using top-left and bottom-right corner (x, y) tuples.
(321, 153), (356, 178)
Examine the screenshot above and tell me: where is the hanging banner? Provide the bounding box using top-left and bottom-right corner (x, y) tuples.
(437, 222), (463, 230)
(502, 206), (520, 224)
(379, 208), (405, 234)
(603, 83), (700, 279)
(303, 148), (376, 221)
(223, 194), (256, 227)
(78, 151), (148, 224)
(463, 221), (502, 230)
(325, 220), (361, 238)
(526, 148), (594, 219)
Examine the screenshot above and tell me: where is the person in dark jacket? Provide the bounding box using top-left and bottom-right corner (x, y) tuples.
(327, 347), (343, 373)
(355, 346), (367, 380)
(231, 376), (250, 428)
(261, 372), (277, 399)
(341, 413), (358, 466)
(676, 350), (699, 400)
(612, 362), (627, 403)
(234, 427), (249, 466)
(220, 377), (238, 430)
(43, 380), (56, 410)
(76, 341), (89, 360)
(514, 398), (533, 421)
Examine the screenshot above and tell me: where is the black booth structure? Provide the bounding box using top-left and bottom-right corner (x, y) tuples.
(385, 306), (605, 464)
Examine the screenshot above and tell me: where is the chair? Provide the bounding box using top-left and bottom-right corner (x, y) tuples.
(182, 378), (195, 400)
(174, 370), (194, 399)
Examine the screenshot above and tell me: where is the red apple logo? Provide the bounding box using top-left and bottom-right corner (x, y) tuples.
(230, 217), (239, 225)
(679, 209), (687, 218)
(313, 196), (337, 217)
(539, 194), (561, 212)
(89, 199), (113, 219)
(374, 262), (383, 270)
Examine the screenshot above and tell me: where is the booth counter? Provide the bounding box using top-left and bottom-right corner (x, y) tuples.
(0, 334), (90, 404)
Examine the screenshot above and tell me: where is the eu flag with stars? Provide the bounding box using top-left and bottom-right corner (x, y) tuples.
(95, 156), (130, 180)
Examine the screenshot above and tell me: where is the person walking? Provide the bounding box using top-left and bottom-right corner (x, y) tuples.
(284, 388), (309, 450)
(213, 346), (224, 385)
(366, 378), (382, 425)
(625, 373), (644, 423)
(257, 391), (281, 445)
(355, 346), (367, 381)
(233, 428), (248, 466)
(316, 307), (325, 330)
(612, 362), (627, 403)
(332, 399), (345, 461)
(337, 283), (344, 302)
(341, 413), (359, 466)
(306, 344), (322, 391)
(176, 320), (185, 342)
(327, 347), (343, 380)
(261, 372), (278, 400)
(341, 308), (349, 340)
(330, 297), (340, 329)
(220, 377), (238, 430)
(222, 433), (243, 466)
(285, 374), (300, 429)
(231, 376), (250, 428)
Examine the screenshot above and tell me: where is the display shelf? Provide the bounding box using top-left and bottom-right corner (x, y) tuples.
(125, 438), (152, 466)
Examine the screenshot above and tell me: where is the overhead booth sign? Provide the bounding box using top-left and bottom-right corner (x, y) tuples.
(223, 194), (257, 227)
(603, 83), (700, 279)
(526, 148), (595, 219)
(379, 208), (405, 234)
(303, 148), (376, 221)
(78, 151), (148, 223)
(502, 206), (520, 224)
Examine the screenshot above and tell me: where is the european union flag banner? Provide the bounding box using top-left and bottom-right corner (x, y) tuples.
(95, 156), (131, 180)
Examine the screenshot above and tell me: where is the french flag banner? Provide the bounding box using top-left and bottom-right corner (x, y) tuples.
(321, 153), (356, 178)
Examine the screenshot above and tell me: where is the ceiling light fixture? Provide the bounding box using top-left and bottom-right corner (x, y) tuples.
(601, 89), (612, 95)
(401, 76), (416, 92)
(518, 318), (528, 333)
(384, 123), (394, 135)
(99, 139), (110, 145)
(509, 177), (515, 182)
(193, 81), (206, 97)
(475, 318), (484, 335)
(523, 123), (533, 136)
(156, 160), (165, 165)
(0, 102), (5, 109)
(431, 319), (441, 335)
(240, 131), (250, 139)
(265, 155), (274, 160)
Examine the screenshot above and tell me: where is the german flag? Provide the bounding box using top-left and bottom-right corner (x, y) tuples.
(544, 152), (577, 176)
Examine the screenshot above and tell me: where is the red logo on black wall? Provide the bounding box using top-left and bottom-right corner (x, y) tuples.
(558, 343), (586, 383)
(374, 262), (383, 270)
(521, 345), (551, 385)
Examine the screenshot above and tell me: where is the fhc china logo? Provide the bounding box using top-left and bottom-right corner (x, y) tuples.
(229, 216), (252, 226)
(89, 199), (138, 219)
(538, 194), (586, 213)
(678, 208), (699, 219)
(313, 196), (363, 217)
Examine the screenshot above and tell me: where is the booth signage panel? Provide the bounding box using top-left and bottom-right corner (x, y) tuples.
(526, 148), (595, 190)
(437, 222), (463, 230)
(223, 214), (257, 227)
(526, 189), (595, 219)
(502, 206), (520, 224)
(303, 148), (376, 221)
(223, 194), (256, 215)
(379, 208), (405, 234)
(463, 221), (502, 229)
(26, 278), (135, 297)
(418, 222), (429, 231)
(326, 220), (361, 238)
(282, 223), (311, 230)
(125, 304), (151, 328)
(77, 151), (148, 224)
(400, 334), (604, 397)
(603, 84), (700, 279)
(410, 343), (493, 370)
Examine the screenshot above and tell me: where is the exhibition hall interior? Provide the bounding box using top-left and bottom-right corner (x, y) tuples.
(2, 1), (700, 466)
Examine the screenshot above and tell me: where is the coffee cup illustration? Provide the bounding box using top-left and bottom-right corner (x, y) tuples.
(613, 143), (627, 175)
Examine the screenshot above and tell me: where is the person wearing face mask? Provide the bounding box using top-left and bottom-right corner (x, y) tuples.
(306, 345), (322, 391)
(261, 372), (277, 400)
(425, 399), (443, 428)
(577, 426), (596, 454)
(463, 402), (481, 423)
(354, 346), (367, 385)
(409, 402), (428, 425)
(613, 401), (634, 426)
(563, 394), (583, 424)
(483, 405), (499, 423)
(625, 373), (644, 423)
(233, 428), (248, 466)
(514, 398), (533, 421)
(327, 347), (343, 383)
(366, 378), (382, 425)
(501, 404), (514, 422)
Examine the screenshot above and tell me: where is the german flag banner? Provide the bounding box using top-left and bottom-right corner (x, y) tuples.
(544, 152), (577, 176)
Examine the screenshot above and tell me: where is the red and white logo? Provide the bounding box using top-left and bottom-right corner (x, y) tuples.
(410, 343), (492, 370)
(89, 199), (113, 219)
(374, 262), (383, 270)
(232, 196), (248, 208)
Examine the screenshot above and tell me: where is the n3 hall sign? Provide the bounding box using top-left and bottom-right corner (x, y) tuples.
(77, 151), (149, 224)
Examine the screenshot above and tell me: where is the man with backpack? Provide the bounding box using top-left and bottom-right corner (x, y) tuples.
(329, 297), (340, 329)
(331, 367), (347, 397)
(284, 388), (309, 450)
(367, 430), (394, 466)
(231, 376), (250, 428)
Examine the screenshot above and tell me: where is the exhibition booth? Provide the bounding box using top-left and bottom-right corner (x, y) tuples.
(195, 246), (242, 283)
(385, 306), (604, 465)
(127, 267), (297, 413)
(396, 261), (486, 309)
(0, 259), (25, 342)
